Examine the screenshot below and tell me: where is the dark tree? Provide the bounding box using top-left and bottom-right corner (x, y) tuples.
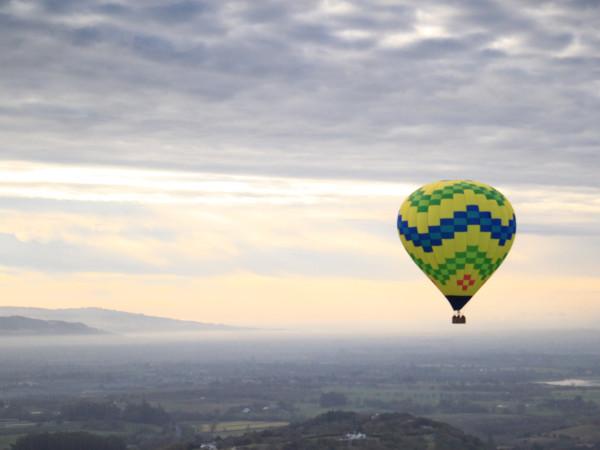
(319, 392), (348, 408)
(60, 400), (120, 421)
(122, 400), (171, 425)
(11, 432), (125, 450)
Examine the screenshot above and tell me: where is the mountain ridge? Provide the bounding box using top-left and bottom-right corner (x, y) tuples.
(0, 315), (106, 336)
(0, 306), (247, 334)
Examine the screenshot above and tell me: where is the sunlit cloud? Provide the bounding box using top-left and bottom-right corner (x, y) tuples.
(0, 161), (597, 282)
(0, 161), (414, 205)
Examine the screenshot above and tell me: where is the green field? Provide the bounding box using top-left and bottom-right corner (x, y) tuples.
(177, 420), (290, 438)
(0, 434), (20, 450)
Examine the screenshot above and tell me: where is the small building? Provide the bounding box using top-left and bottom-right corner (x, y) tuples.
(341, 432), (367, 441)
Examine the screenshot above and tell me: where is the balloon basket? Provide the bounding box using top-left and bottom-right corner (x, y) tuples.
(452, 314), (466, 324)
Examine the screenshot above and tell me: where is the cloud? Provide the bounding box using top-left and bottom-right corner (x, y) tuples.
(0, 161), (596, 279)
(0, 0), (597, 187)
(0, 232), (152, 273)
(0, 0), (598, 310)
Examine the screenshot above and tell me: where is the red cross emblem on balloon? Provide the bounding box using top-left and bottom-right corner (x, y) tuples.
(457, 274), (476, 291)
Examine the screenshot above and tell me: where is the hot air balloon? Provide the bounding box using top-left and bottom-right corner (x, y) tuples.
(397, 180), (516, 324)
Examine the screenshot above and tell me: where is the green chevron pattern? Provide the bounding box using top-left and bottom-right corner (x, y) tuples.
(409, 246), (507, 285)
(409, 181), (506, 213)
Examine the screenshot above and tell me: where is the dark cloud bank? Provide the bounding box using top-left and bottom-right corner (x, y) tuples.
(0, 0), (598, 187)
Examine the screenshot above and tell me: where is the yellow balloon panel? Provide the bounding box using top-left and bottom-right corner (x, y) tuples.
(397, 180), (516, 311)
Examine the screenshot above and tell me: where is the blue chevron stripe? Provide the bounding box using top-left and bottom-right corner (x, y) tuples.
(397, 205), (517, 253)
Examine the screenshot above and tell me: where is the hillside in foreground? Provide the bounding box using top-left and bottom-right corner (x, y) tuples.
(178, 411), (488, 450)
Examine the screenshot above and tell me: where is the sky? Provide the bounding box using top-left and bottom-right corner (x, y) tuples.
(0, 0), (599, 332)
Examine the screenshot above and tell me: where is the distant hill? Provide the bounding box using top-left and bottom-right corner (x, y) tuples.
(0, 307), (245, 334)
(0, 316), (106, 336)
(212, 411), (488, 449)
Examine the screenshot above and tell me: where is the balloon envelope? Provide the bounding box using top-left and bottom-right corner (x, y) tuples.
(397, 180), (516, 312)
